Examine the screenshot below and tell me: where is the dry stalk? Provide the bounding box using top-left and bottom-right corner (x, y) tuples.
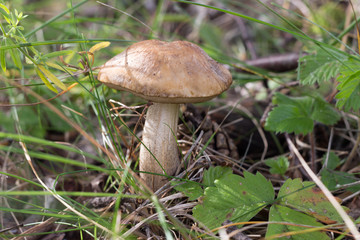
(286, 138), (360, 239)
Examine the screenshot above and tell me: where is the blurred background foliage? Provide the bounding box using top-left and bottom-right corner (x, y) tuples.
(1, 0), (360, 239)
(1, 0), (355, 138)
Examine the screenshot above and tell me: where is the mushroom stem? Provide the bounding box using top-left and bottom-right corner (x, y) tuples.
(139, 102), (180, 191)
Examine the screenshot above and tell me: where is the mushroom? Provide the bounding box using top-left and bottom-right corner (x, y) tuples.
(98, 40), (232, 191)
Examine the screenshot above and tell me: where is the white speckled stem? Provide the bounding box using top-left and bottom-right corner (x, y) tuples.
(139, 103), (180, 191)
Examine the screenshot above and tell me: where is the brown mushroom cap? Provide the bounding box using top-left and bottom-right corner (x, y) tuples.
(97, 40), (232, 103)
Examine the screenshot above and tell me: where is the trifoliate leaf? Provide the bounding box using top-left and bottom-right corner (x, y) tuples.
(265, 93), (340, 135)
(298, 46), (348, 85)
(265, 156), (289, 176)
(174, 167), (233, 201)
(193, 171), (274, 230)
(266, 205), (329, 240)
(278, 178), (346, 224)
(265, 93), (314, 135)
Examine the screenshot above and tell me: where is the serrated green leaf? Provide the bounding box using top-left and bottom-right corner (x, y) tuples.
(0, 40), (6, 72)
(272, 92), (312, 111)
(265, 94), (314, 135)
(265, 93), (340, 135)
(311, 97), (340, 125)
(335, 58), (360, 111)
(193, 172), (274, 229)
(173, 181), (203, 201)
(192, 204), (228, 231)
(278, 178), (346, 224)
(298, 46), (348, 85)
(202, 166), (233, 188)
(266, 205), (329, 240)
(265, 156), (289, 176)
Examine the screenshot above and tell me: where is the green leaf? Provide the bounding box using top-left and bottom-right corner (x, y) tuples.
(321, 152), (340, 170)
(298, 46), (348, 85)
(265, 93), (340, 135)
(7, 39), (22, 69)
(265, 93), (314, 135)
(0, 3), (10, 23)
(0, 39), (6, 72)
(278, 178), (345, 224)
(311, 96), (340, 125)
(193, 172), (274, 230)
(321, 153), (360, 192)
(35, 66), (58, 93)
(266, 205), (329, 240)
(173, 181), (203, 201)
(38, 65), (67, 90)
(335, 58), (360, 111)
(265, 156), (289, 176)
(0, 3), (10, 14)
(192, 204), (228, 231)
(321, 169), (360, 193)
(202, 166), (233, 188)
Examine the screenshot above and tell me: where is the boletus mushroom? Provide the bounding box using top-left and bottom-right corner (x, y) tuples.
(98, 40), (232, 191)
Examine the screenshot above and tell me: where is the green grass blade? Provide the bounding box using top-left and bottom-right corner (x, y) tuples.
(0, 39), (133, 51)
(0, 132), (104, 162)
(0, 145), (106, 173)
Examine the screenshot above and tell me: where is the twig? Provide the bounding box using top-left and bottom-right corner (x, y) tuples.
(235, 53), (301, 73)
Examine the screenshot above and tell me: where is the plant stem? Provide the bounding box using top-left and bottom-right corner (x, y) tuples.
(309, 131), (317, 172)
(139, 103), (180, 191)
